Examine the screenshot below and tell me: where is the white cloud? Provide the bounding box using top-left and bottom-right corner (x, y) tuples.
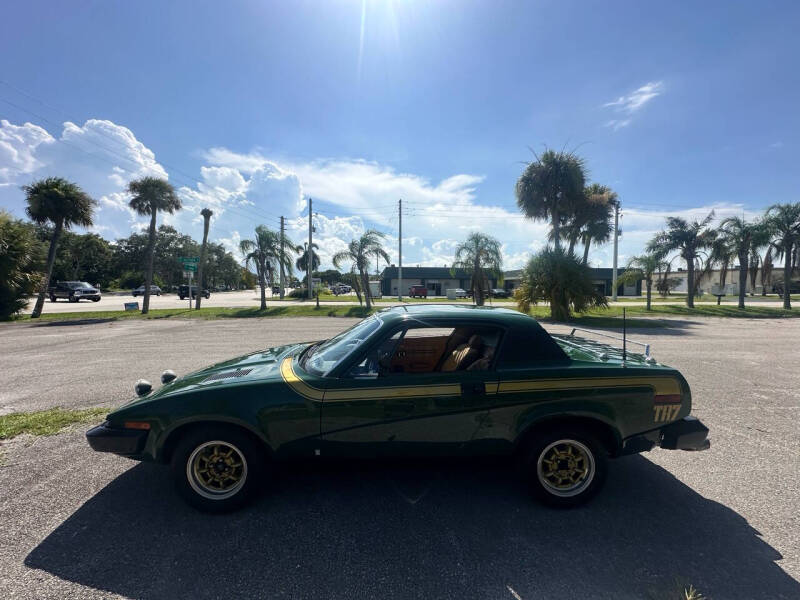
(0, 120), (54, 182)
(603, 81), (664, 129)
(0, 117), (768, 278)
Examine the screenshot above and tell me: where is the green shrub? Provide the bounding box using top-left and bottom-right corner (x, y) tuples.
(0, 211), (43, 320)
(515, 247), (607, 320)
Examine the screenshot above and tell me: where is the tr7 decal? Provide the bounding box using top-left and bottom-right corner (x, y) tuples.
(653, 404), (681, 422)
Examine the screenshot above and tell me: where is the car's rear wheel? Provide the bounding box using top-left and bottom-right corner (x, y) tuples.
(50, 295), (56, 302)
(171, 425), (265, 513)
(523, 427), (607, 508)
(69, 294), (77, 303)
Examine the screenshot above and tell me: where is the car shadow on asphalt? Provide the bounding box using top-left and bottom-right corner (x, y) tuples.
(25, 455), (798, 600)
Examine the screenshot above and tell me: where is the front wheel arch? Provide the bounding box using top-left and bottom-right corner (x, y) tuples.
(159, 420), (271, 464)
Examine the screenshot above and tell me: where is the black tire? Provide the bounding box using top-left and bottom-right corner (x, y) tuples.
(69, 294), (77, 303)
(522, 426), (608, 508)
(179, 295), (185, 300)
(50, 295), (56, 302)
(92, 297), (100, 302)
(170, 425), (266, 513)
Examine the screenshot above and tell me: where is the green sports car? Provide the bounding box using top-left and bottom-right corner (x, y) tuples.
(87, 305), (709, 512)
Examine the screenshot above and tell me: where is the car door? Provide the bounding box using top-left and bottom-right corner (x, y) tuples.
(320, 324), (501, 457)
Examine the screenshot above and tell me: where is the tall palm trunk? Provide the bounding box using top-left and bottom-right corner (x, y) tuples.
(142, 210), (157, 314)
(645, 278), (652, 311)
(258, 262), (267, 310)
(737, 252), (748, 309)
(552, 209), (560, 251)
(686, 258), (695, 308)
(582, 240), (590, 264)
(567, 236), (576, 255)
(361, 269), (371, 310)
(31, 219), (63, 318)
(783, 244), (792, 309)
(195, 214), (211, 309)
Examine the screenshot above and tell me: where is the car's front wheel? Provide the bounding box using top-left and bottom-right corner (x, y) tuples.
(50, 295), (56, 302)
(523, 427), (607, 508)
(171, 425), (265, 513)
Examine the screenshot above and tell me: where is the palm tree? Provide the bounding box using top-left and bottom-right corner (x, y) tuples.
(295, 242), (320, 298)
(765, 203), (800, 309)
(127, 177), (181, 314)
(240, 226), (292, 310)
(579, 184), (617, 264)
(515, 149), (586, 251)
(332, 230), (390, 310)
(622, 253), (665, 311)
(195, 208), (213, 309)
(451, 232), (503, 306)
(647, 212), (716, 308)
(24, 177), (95, 318)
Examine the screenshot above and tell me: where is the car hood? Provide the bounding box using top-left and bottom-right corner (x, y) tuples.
(141, 342), (310, 400)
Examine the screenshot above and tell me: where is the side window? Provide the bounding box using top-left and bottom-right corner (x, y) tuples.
(388, 325), (502, 375)
(346, 331), (403, 378)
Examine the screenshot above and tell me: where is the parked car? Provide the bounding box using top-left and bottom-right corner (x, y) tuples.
(772, 280), (800, 296)
(490, 288), (511, 298)
(450, 288), (468, 298)
(49, 281), (101, 303)
(408, 285), (428, 298)
(132, 285), (162, 297)
(178, 285), (210, 300)
(271, 286), (281, 295)
(332, 284), (352, 295)
(86, 305), (709, 512)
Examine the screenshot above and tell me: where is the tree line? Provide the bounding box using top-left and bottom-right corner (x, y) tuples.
(0, 176), (250, 320)
(512, 148), (800, 318)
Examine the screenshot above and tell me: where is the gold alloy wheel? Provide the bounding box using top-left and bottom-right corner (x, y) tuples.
(187, 440), (248, 500)
(536, 439), (595, 497)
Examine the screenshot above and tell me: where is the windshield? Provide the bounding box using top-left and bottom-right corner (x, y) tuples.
(301, 316), (382, 376)
(69, 282), (93, 289)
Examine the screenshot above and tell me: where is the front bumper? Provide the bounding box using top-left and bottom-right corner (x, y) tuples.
(621, 416), (710, 455)
(86, 422), (148, 455)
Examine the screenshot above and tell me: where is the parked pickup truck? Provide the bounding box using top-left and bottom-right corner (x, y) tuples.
(408, 285), (428, 298)
(49, 281), (101, 303)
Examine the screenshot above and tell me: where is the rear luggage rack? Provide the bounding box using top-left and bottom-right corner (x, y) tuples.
(564, 309), (655, 363)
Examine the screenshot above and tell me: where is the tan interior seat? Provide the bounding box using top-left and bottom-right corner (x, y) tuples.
(440, 334), (485, 372)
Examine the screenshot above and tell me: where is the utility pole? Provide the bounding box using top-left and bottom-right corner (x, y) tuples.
(612, 201), (620, 301)
(279, 216), (285, 300)
(307, 198), (313, 301)
(398, 198), (403, 302)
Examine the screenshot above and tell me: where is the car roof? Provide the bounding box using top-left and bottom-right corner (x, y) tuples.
(376, 303), (534, 325)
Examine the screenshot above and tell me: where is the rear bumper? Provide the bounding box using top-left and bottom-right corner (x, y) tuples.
(659, 416), (710, 451)
(86, 423), (148, 456)
(621, 416), (710, 455)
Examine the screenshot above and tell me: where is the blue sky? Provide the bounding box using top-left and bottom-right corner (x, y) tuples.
(1, 0), (798, 270)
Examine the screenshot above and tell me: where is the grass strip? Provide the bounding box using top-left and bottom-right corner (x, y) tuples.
(0, 407), (107, 440)
(7, 302), (797, 325)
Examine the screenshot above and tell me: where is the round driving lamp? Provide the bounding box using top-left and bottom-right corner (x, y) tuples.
(134, 379), (153, 397)
(161, 370), (177, 384)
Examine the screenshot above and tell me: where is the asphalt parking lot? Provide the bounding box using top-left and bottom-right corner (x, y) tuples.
(1, 315), (799, 599)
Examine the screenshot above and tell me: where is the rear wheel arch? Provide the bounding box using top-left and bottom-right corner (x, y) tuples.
(514, 415), (622, 458)
(159, 420), (271, 464)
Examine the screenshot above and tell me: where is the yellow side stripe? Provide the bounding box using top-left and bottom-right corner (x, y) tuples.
(497, 376), (680, 396)
(280, 357), (680, 401)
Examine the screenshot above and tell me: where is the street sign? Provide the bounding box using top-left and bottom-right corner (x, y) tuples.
(180, 256), (199, 264)
(124, 302), (139, 311)
(183, 264), (197, 273)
